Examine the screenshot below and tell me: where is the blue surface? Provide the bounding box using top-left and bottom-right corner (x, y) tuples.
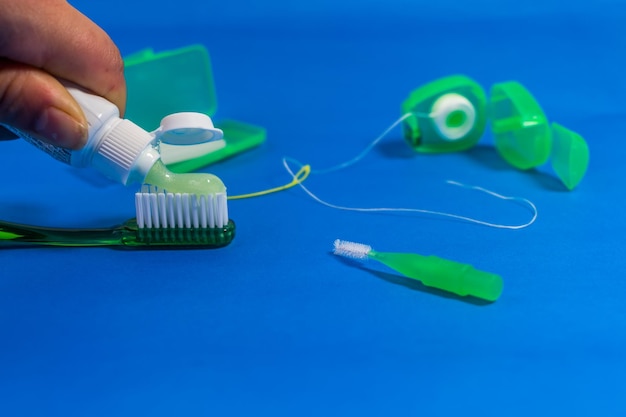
(2, 1), (626, 415)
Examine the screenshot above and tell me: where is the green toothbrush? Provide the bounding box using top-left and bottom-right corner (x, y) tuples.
(0, 187), (235, 249)
(333, 239), (503, 301)
(0, 218), (235, 248)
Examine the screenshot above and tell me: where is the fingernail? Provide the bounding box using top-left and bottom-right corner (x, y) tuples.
(35, 107), (88, 149)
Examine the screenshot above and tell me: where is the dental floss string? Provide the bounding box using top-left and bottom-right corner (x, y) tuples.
(282, 158), (537, 230)
(281, 112), (538, 229)
(285, 112), (425, 174)
(228, 165), (311, 200)
(308, 112), (415, 174)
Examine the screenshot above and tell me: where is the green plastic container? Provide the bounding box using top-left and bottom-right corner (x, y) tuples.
(124, 44), (266, 173)
(489, 81), (589, 189)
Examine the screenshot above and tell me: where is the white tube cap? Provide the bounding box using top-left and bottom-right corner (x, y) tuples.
(155, 112), (223, 145)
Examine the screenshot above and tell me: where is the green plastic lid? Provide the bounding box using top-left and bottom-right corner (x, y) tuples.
(489, 81), (551, 170)
(550, 122), (589, 190)
(401, 75), (487, 153)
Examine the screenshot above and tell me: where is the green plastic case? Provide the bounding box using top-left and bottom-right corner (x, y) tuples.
(489, 82), (589, 189)
(124, 44), (266, 173)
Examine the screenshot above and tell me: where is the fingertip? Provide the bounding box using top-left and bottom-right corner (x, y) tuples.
(36, 80), (90, 149)
(34, 106), (88, 150)
(0, 64), (89, 149)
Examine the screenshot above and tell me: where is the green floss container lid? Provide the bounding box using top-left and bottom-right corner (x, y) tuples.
(401, 75), (488, 153)
(489, 81), (551, 170)
(550, 122), (589, 190)
(124, 44), (266, 173)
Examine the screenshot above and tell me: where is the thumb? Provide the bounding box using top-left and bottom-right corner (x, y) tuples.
(0, 60), (88, 150)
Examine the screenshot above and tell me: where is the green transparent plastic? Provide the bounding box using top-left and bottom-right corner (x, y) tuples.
(124, 45), (266, 172)
(369, 250), (503, 301)
(401, 75), (487, 153)
(0, 219), (235, 249)
(489, 81), (551, 170)
(550, 123), (589, 190)
(124, 45), (218, 130)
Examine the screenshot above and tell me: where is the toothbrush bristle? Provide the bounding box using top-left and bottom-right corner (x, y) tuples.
(135, 186), (229, 230)
(333, 239), (372, 260)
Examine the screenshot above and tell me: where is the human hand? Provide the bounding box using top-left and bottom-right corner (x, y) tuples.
(0, 0), (126, 149)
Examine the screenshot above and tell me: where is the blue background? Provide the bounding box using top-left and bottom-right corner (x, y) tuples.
(1, 0), (625, 415)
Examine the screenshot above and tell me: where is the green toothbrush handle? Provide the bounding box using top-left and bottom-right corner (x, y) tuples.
(0, 219), (235, 248)
(371, 251), (503, 301)
(0, 220), (122, 247)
